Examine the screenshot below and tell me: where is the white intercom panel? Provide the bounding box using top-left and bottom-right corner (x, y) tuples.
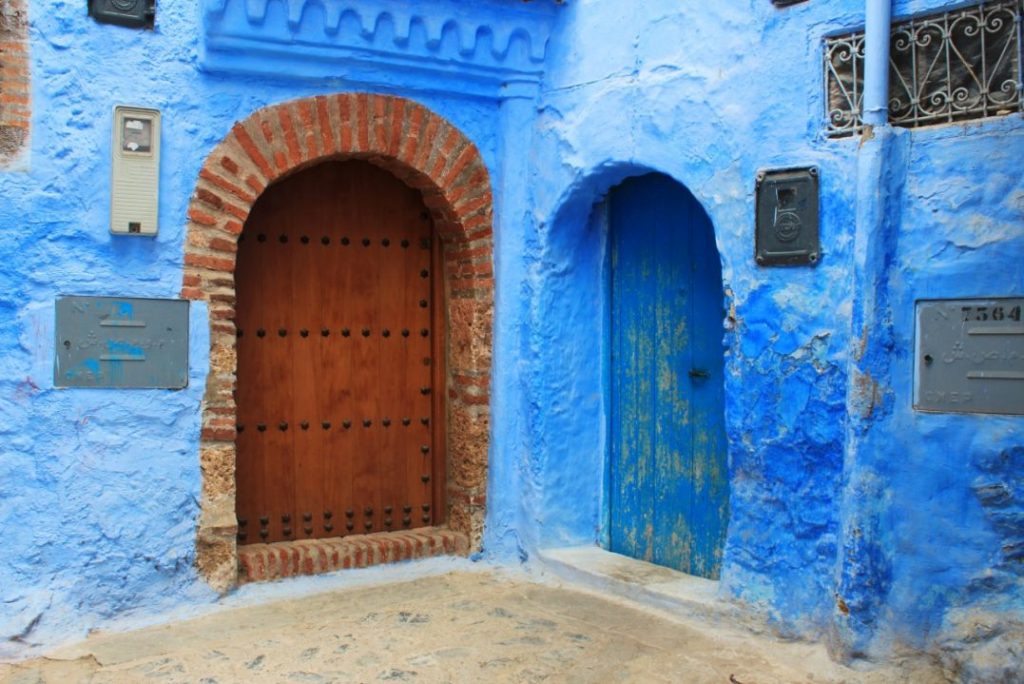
(111, 106), (161, 236)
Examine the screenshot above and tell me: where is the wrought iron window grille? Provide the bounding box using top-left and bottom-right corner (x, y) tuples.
(825, 0), (1023, 136)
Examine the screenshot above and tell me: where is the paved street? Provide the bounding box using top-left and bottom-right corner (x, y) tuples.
(1, 570), (940, 683)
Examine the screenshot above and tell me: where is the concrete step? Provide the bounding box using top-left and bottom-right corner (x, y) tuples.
(538, 546), (768, 635)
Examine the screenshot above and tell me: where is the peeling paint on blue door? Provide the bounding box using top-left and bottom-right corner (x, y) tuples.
(609, 174), (729, 579)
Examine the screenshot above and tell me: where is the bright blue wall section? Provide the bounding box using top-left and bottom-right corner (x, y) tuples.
(0, 0), (523, 654)
(510, 0), (1024, 668)
(522, 0), (864, 635)
(871, 120), (1023, 654)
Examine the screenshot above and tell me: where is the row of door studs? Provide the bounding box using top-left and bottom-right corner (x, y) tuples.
(239, 234), (431, 249)
(238, 417), (431, 432)
(238, 505), (433, 540)
(238, 327), (431, 338)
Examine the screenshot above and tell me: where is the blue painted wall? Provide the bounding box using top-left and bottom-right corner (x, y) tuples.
(1, 0), (1021, 674)
(0, 0), (527, 656)
(506, 0), (1023, 674)
(520, 0), (865, 631)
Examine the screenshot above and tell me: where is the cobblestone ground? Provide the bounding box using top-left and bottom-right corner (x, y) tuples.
(1, 571), (941, 684)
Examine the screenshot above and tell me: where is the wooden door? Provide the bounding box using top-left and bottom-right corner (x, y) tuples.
(608, 174), (729, 579)
(234, 160), (444, 545)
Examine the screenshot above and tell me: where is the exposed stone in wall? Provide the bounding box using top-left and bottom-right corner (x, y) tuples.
(971, 446), (1024, 583)
(935, 610), (1024, 683)
(182, 93), (494, 589)
(0, 0), (29, 167)
(930, 446), (1024, 679)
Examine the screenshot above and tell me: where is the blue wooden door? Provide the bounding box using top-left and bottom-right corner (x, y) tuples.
(609, 174), (728, 579)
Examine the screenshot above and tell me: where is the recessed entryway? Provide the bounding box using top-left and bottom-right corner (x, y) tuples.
(181, 94), (495, 589)
(606, 174), (729, 579)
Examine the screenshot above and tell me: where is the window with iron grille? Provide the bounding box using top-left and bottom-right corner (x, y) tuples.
(825, 0), (1023, 137)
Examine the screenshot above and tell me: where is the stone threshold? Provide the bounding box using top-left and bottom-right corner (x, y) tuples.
(238, 527), (469, 584)
(537, 546), (767, 634)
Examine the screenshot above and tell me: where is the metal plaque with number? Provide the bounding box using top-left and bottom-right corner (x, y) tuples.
(55, 296), (189, 389)
(755, 167), (820, 267)
(915, 298), (1024, 416)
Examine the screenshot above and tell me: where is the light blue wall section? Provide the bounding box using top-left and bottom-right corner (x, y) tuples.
(507, 0), (1023, 670)
(0, 0), (540, 655)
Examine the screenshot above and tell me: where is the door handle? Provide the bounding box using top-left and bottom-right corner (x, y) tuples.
(689, 368), (710, 380)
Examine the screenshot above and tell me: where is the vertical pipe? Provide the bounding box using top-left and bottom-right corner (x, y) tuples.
(862, 0), (892, 127)
(832, 0), (898, 662)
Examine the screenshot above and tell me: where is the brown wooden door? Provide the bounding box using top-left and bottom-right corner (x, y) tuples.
(235, 160), (444, 545)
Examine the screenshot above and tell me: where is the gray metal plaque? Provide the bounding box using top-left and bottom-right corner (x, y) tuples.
(55, 296), (189, 389)
(755, 167), (820, 267)
(915, 298), (1024, 415)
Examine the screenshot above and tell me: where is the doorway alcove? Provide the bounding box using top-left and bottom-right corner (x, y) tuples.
(606, 174), (728, 579)
(181, 94), (494, 589)
(531, 167), (731, 580)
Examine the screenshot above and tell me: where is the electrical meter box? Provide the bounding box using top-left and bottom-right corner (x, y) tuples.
(111, 106), (160, 236)
(915, 298), (1024, 416)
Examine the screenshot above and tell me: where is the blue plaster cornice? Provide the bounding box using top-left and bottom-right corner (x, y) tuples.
(201, 0), (558, 99)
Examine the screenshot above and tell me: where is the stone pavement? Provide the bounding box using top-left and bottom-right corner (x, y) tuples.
(0, 570), (942, 684)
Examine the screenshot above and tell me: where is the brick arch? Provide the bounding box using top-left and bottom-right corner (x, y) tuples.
(181, 94), (493, 591)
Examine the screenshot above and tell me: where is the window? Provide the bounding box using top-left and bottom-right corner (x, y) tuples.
(825, 0), (1023, 136)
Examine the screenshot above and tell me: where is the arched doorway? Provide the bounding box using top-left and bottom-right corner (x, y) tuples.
(607, 173), (729, 579)
(182, 94), (494, 589)
(234, 160), (445, 545)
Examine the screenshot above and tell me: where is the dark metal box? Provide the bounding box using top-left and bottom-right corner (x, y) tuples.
(88, 0), (156, 30)
(54, 296), (189, 389)
(755, 167), (820, 267)
(915, 298), (1024, 416)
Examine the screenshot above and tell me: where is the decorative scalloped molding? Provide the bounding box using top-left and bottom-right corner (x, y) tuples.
(201, 0), (557, 99)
